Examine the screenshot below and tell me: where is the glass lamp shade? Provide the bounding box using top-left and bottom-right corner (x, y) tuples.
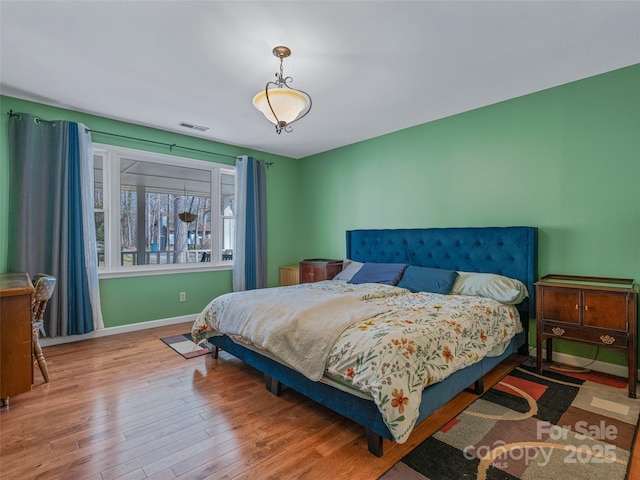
(253, 88), (310, 126)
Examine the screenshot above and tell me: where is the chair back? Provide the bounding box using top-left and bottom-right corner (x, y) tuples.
(31, 274), (57, 323)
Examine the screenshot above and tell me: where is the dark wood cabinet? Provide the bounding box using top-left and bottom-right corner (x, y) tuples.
(535, 274), (637, 398)
(1, 273), (35, 406)
(299, 259), (343, 283)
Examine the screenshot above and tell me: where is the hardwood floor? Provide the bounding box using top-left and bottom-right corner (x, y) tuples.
(1, 322), (638, 479)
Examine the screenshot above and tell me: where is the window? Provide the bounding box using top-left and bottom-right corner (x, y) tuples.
(94, 144), (235, 277)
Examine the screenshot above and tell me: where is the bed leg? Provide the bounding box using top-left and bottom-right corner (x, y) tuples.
(472, 377), (484, 395)
(264, 374), (283, 396)
(213, 346), (219, 359)
(465, 378), (484, 394)
(366, 429), (384, 457)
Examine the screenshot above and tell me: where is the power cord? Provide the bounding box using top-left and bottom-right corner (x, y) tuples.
(550, 347), (600, 372)
(529, 345), (601, 372)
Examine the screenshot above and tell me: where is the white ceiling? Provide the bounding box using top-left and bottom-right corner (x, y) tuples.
(1, 1), (639, 159)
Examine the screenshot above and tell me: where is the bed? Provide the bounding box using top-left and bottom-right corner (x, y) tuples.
(192, 226), (538, 456)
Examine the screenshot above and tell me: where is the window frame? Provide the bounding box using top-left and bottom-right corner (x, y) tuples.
(94, 143), (235, 279)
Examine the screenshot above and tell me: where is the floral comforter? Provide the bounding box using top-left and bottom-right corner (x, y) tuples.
(191, 280), (522, 443)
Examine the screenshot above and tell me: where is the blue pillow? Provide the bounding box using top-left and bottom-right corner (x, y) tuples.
(397, 266), (458, 294)
(349, 263), (408, 286)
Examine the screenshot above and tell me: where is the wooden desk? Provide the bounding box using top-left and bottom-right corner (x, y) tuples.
(1, 273), (35, 406)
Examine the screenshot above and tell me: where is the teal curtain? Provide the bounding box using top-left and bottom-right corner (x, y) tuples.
(233, 156), (267, 291)
(8, 113), (103, 336)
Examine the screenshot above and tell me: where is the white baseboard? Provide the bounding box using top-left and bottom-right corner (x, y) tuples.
(528, 346), (637, 379)
(39, 314), (198, 347)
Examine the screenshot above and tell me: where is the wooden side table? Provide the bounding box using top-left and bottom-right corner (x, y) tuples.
(1, 273), (35, 407)
(299, 259), (343, 283)
(535, 274), (637, 398)
(279, 266), (300, 286)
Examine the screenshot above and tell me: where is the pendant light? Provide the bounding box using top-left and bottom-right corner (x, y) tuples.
(253, 46), (312, 134)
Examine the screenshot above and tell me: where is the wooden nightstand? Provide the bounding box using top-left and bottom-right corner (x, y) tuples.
(299, 259), (343, 283)
(535, 274), (638, 398)
(279, 266), (300, 286)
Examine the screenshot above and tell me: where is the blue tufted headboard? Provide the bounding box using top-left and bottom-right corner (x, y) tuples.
(346, 226), (538, 318)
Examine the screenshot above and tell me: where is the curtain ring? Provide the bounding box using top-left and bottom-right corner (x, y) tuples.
(33, 117), (55, 126)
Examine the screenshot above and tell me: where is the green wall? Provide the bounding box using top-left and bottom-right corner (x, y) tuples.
(0, 95), (300, 327)
(2, 65), (639, 370)
(297, 64), (640, 367)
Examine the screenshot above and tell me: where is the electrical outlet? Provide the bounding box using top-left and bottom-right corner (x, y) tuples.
(179, 291), (186, 302)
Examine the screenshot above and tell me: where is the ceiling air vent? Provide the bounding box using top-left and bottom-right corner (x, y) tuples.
(178, 122), (209, 132)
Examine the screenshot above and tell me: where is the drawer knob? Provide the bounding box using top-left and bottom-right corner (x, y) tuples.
(584, 305), (589, 311)
(552, 327), (565, 336)
(600, 335), (615, 345)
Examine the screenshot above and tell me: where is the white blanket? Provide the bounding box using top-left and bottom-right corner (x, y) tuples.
(217, 287), (389, 381)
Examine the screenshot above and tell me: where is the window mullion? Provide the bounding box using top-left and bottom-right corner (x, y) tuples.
(210, 168), (221, 263)
(136, 185), (147, 265)
(107, 152), (121, 272)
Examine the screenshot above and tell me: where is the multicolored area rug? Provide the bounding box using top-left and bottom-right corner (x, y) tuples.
(380, 364), (639, 480)
(161, 333), (211, 359)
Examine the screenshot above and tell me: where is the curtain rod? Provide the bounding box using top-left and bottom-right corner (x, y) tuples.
(85, 128), (242, 161)
(7, 109), (56, 125)
(7, 110), (273, 166)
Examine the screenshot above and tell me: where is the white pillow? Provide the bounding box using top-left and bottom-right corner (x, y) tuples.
(333, 260), (364, 281)
(450, 271), (529, 304)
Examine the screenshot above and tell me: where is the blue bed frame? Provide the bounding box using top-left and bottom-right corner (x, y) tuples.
(211, 226), (538, 456)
